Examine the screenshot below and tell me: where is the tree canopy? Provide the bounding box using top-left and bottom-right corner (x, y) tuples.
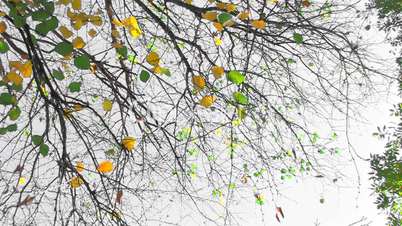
(0, 0), (395, 225)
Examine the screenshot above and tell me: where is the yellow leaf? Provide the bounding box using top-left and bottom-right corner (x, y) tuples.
(215, 128), (222, 136)
(185, 0), (192, 4)
(216, 2), (226, 9)
(238, 11), (250, 21)
(251, 20), (266, 29)
(213, 22), (223, 32)
(70, 176), (83, 188)
(192, 75), (206, 90)
(67, 8), (77, 19)
(153, 65), (162, 74)
(112, 42), (123, 49)
(75, 161), (85, 172)
(225, 3), (236, 12)
(122, 136), (136, 151)
(59, 25), (73, 39)
(89, 15), (102, 26)
(72, 20), (84, 30)
(200, 95), (216, 108)
(72, 36), (85, 49)
(0, 11), (6, 17)
(102, 99), (113, 112)
(73, 104), (83, 111)
(146, 52), (160, 66)
(97, 160), (113, 173)
(214, 37), (222, 46)
(6, 71), (23, 85)
(18, 177), (26, 186)
(88, 28), (97, 37)
(121, 16), (142, 38)
(202, 11), (217, 21)
(57, 0), (71, 5)
(71, 0), (81, 10)
(90, 64), (97, 74)
(111, 29), (120, 38)
(211, 65), (224, 79)
(20, 61), (32, 78)
(112, 18), (124, 27)
(0, 21), (7, 33)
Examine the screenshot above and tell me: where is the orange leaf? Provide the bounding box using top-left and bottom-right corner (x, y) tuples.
(97, 160), (113, 173)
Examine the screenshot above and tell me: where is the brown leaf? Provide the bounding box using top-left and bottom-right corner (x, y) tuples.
(18, 195), (34, 207)
(116, 190), (123, 204)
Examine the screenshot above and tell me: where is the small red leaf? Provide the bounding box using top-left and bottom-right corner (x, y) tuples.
(276, 206), (285, 218)
(275, 213), (280, 222)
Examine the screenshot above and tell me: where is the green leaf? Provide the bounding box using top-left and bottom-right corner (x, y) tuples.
(46, 16), (59, 30)
(139, 70), (150, 82)
(227, 70), (245, 85)
(68, 82), (81, 92)
(39, 143), (49, 157)
(237, 107), (247, 119)
(293, 32), (303, 44)
(32, 135), (43, 146)
(116, 46), (128, 59)
(35, 16), (58, 36)
(0, 93), (16, 105)
(0, 127), (7, 135)
(54, 42), (73, 56)
(161, 68), (171, 76)
(13, 15), (27, 28)
(8, 106), (21, 121)
(32, 9), (51, 21)
(74, 55), (91, 70)
(233, 92), (248, 105)
(43, 2), (55, 15)
(176, 127), (191, 141)
(52, 69), (64, 80)
(0, 41), (9, 53)
(12, 83), (23, 92)
(218, 13), (232, 24)
(128, 54), (136, 63)
(7, 124), (17, 132)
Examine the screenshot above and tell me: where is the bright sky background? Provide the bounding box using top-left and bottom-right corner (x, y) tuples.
(169, 3), (401, 224)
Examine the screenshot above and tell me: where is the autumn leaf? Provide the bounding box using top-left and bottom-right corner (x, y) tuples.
(75, 161), (84, 172)
(146, 52), (160, 66)
(70, 176), (84, 188)
(122, 136), (136, 151)
(122, 16), (142, 38)
(102, 99), (113, 112)
(211, 66), (224, 79)
(72, 36), (85, 49)
(59, 25), (73, 39)
(0, 21), (7, 33)
(97, 160), (113, 173)
(17, 196), (34, 207)
(192, 75), (206, 90)
(6, 71), (23, 86)
(116, 190), (123, 204)
(71, 0), (82, 10)
(251, 20), (266, 29)
(200, 96), (216, 108)
(202, 11), (217, 21)
(238, 11), (250, 21)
